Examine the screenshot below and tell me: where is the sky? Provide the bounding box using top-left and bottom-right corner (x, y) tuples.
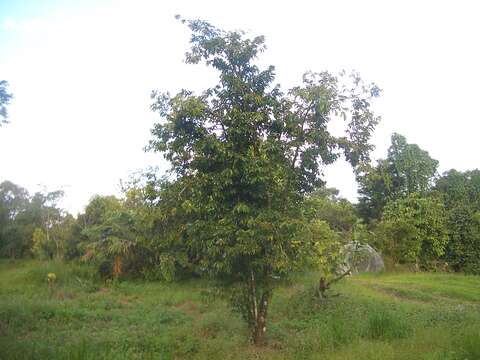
(0, 0), (479, 214)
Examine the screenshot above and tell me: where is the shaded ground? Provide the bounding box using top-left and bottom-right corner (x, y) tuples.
(1, 260), (479, 359)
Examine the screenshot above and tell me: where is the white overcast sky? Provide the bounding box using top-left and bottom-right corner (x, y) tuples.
(0, 0), (479, 214)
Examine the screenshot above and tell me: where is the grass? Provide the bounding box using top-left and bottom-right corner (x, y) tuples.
(0, 260), (479, 359)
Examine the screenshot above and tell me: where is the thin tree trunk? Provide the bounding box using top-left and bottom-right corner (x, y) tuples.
(317, 277), (328, 299)
(252, 289), (272, 346)
(113, 255), (122, 278)
(250, 270), (258, 323)
(248, 270), (273, 346)
(46, 207), (50, 244)
(55, 239), (60, 260)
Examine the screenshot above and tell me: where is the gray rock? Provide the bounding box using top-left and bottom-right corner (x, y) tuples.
(339, 241), (385, 274)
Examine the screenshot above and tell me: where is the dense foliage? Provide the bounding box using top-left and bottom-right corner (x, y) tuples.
(378, 193), (448, 268)
(0, 181), (74, 259)
(435, 170), (480, 273)
(356, 134), (480, 273)
(358, 133), (438, 222)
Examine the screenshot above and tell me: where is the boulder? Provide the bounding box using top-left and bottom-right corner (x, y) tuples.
(339, 241), (385, 274)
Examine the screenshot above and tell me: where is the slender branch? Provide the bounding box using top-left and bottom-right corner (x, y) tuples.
(326, 269), (351, 288)
(291, 101), (315, 169)
(317, 269), (351, 299)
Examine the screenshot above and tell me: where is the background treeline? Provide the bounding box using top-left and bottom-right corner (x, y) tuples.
(1, 132), (479, 276)
(358, 133), (480, 273)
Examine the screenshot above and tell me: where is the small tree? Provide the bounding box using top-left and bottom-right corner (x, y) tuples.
(32, 228), (54, 259)
(148, 17), (380, 345)
(80, 195), (140, 278)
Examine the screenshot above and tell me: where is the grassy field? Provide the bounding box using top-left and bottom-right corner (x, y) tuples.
(1, 260), (479, 359)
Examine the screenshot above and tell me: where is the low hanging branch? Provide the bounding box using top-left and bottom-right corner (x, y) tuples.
(316, 241), (366, 299)
(316, 269), (351, 299)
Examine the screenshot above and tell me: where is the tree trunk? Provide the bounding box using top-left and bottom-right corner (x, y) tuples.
(317, 277), (328, 299)
(252, 290), (271, 346)
(113, 255), (122, 278)
(248, 270), (272, 346)
(316, 270), (351, 299)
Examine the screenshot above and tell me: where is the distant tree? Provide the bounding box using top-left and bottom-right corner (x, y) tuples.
(0, 80), (13, 126)
(79, 195), (145, 278)
(0, 181), (29, 221)
(378, 193), (447, 268)
(82, 195), (121, 227)
(58, 214), (82, 260)
(435, 169), (480, 210)
(82, 209), (138, 278)
(304, 187), (358, 236)
(358, 133), (438, 222)
(32, 228), (54, 259)
(435, 169), (480, 273)
(387, 134), (439, 194)
(148, 17), (381, 345)
(138, 176), (199, 281)
(444, 205), (480, 273)
(0, 181), (31, 257)
(0, 182), (68, 259)
(40, 190), (66, 259)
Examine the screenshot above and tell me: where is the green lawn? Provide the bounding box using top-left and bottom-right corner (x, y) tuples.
(1, 260), (479, 359)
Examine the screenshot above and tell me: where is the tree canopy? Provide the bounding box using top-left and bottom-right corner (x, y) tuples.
(148, 17), (381, 344)
(358, 133), (439, 222)
(0, 181), (70, 259)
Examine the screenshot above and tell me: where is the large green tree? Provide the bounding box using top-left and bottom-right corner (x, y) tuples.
(148, 18), (380, 344)
(358, 133), (439, 222)
(0, 181), (30, 257)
